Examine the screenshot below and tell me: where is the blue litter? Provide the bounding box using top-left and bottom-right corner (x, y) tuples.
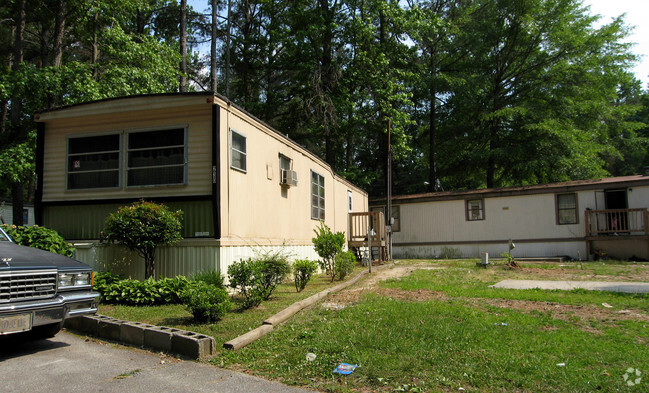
(333, 363), (358, 375)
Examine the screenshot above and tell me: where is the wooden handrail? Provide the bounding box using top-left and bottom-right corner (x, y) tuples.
(585, 208), (648, 237)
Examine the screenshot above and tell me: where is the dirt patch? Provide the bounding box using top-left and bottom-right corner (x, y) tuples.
(323, 265), (444, 307)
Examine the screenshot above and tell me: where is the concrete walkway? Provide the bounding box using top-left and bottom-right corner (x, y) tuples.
(490, 280), (649, 293)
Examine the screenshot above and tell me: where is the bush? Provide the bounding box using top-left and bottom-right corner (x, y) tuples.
(1, 224), (75, 257)
(334, 251), (357, 280)
(228, 256), (291, 309)
(192, 270), (225, 289)
(93, 273), (190, 305)
(312, 221), (345, 281)
(104, 200), (183, 279)
(293, 259), (318, 292)
(180, 281), (231, 322)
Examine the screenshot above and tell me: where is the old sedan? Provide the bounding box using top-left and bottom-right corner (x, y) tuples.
(0, 226), (99, 338)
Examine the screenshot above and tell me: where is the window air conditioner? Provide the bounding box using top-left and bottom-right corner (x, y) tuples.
(280, 169), (298, 187)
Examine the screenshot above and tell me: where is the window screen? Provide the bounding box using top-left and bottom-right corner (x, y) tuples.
(230, 130), (247, 172)
(557, 193), (577, 224)
(311, 171), (325, 220)
(126, 128), (186, 186)
(67, 134), (120, 189)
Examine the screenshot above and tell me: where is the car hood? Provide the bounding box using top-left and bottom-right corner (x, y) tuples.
(0, 241), (91, 271)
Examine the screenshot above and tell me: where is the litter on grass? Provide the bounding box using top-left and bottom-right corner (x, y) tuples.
(306, 353), (316, 362)
(494, 322), (508, 326)
(333, 363), (358, 375)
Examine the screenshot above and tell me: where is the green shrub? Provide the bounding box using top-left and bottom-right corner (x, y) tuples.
(192, 270), (225, 289)
(93, 273), (190, 305)
(180, 281), (231, 322)
(227, 255), (291, 309)
(312, 221), (345, 281)
(1, 224), (75, 257)
(334, 251), (357, 280)
(293, 259), (318, 292)
(104, 200), (183, 279)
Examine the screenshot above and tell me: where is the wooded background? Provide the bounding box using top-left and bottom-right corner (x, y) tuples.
(2, 0), (649, 225)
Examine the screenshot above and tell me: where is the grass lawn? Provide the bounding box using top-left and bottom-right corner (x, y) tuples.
(99, 260), (649, 392)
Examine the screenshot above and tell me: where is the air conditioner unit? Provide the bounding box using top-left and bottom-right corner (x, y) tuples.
(280, 169), (298, 187)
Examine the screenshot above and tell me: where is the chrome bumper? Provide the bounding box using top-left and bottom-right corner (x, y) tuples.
(0, 291), (99, 326)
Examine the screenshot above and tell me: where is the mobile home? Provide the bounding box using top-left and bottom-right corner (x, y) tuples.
(35, 93), (368, 278)
(370, 176), (649, 261)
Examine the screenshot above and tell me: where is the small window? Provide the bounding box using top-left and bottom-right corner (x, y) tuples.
(127, 128), (186, 187)
(556, 193), (578, 225)
(67, 134), (121, 189)
(311, 170), (325, 220)
(279, 154), (291, 175)
(230, 129), (247, 172)
(348, 190), (353, 213)
(466, 199), (484, 221)
(390, 205), (401, 232)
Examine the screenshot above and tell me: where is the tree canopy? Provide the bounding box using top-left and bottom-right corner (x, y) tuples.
(2, 0), (649, 211)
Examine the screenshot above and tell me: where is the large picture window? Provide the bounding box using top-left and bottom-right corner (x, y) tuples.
(67, 127), (187, 190)
(311, 170), (325, 220)
(126, 128), (186, 186)
(556, 193), (578, 225)
(67, 134), (121, 189)
(230, 129), (247, 172)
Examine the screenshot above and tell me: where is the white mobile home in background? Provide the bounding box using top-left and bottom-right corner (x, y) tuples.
(0, 201), (35, 226)
(371, 176), (649, 261)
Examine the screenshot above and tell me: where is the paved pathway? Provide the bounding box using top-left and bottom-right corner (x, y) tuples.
(490, 280), (649, 293)
(0, 331), (316, 393)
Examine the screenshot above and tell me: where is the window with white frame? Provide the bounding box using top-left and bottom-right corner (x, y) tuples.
(390, 205), (401, 232)
(556, 193), (578, 225)
(126, 128), (186, 186)
(348, 190), (353, 213)
(230, 129), (247, 172)
(466, 199), (484, 221)
(311, 170), (325, 220)
(67, 134), (121, 189)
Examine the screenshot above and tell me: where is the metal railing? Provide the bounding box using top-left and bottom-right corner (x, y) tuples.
(585, 208), (649, 237)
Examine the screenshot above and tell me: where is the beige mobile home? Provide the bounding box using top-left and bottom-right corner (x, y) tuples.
(34, 93), (368, 278)
(371, 176), (649, 261)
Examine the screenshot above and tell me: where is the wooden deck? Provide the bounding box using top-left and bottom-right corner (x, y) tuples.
(585, 208), (649, 259)
(348, 211), (388, 263)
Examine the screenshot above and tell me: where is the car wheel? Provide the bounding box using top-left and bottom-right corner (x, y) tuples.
(30, 322), (63, 339)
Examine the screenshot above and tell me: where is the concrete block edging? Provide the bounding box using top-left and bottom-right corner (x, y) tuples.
(64, 315), (216, 359)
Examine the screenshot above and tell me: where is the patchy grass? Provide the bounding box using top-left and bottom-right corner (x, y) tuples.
(99, 269), (364, 348)
(100, 260), (649, 392)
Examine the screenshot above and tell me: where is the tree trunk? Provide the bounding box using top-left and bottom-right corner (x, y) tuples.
(9, 0), (26, 224)
(144, 249), (156, 279)
(428, 61), (437, 192)
(210, 0), (218, 94)
(92, 12), (99, 79)
(52, 0), (66, 68)
(179, 0), (187, 92)
(11, 182), (24, 226)
(319, 0), (335, 168)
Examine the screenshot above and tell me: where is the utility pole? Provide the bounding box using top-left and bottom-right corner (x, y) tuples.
(387, 119), (392, 261)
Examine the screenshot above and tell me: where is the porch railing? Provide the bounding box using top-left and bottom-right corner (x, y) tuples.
(585, 208), (649, 237)
(349, 211), (386, 244)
